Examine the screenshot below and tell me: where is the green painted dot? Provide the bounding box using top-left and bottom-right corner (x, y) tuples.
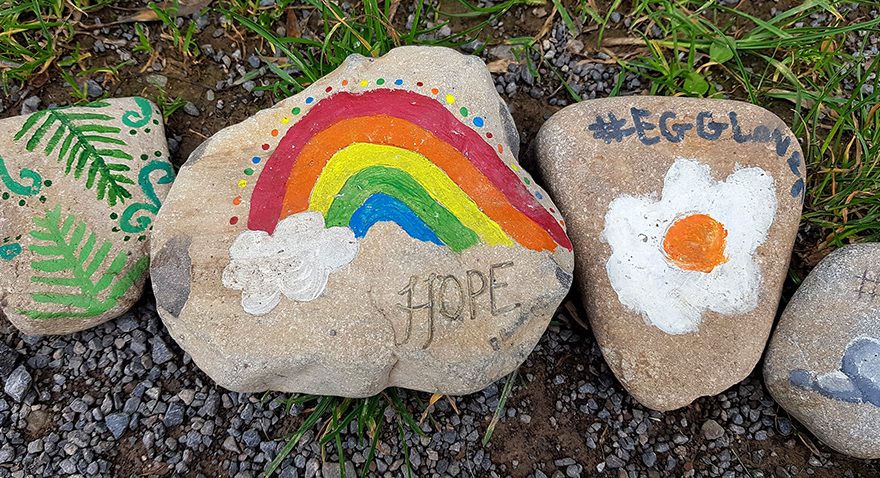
(292, 107), (301, 115)
(152, 119), (159, 125)
(376, 78), (385, 85)
(15, 235), (21, 240)
(140, 154), (149, 160)
(112, 227), (120, 232)
(110, 212), (119, 220)
(44, 180), (52, 187)
(2, 192), (9, 200)
(459, 107), (469, 117)
(39, 196), (46, 203)
(129, 129), (137, 135)
(524, 177), (531, 185)
(138, 236), (146, 242)
(154, 151), (162, 157)
(124, 236), (131, 242)
(244, 168), (254, 176)
(18, 199), (25, 206)
(145, 128), (151, 134)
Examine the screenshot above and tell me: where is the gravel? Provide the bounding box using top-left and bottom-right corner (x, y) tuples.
(3, 365), (32, 402)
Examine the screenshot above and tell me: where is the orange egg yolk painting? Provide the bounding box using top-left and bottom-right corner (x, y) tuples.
(662, 213), (728, 273)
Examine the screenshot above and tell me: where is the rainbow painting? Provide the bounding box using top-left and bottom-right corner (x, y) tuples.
(245, 88), (572, 253)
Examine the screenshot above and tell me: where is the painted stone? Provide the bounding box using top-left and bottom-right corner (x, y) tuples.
(150, 46), (574, 397)
(764, 244), (880, 459)
(0, 97), (174, 335)
(534, 97), (803, 411)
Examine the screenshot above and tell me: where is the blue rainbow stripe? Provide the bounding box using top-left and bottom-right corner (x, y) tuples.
(349, 193), (443, 246)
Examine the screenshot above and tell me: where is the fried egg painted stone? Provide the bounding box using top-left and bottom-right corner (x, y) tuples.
(535, 97), (803, 411)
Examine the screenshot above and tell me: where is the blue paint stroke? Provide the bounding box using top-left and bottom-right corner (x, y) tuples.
(790, 178), (805, 198)
(349, 193), (443, 246)
(0, 243), (22, 261)
(790, 336), (880, 407)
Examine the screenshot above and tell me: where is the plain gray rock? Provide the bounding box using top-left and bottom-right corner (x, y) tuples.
(4, 365), (31, 402)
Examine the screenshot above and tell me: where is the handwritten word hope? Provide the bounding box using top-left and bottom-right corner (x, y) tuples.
(394, 261), (520, 349)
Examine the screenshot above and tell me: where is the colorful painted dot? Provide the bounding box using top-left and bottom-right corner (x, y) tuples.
(18, 199), (25, 206)
(129, 130), (137, 135)
(431, 88), (439, 95)
(281, 117), (290, 124)
(112, 227), (120, 232)
(110, 212), (119, 220)
(145, 128), (151, 133)
(325, 86), (333, 92)
(271, 129), (279, 137)
(238, 180), (247, 188)
(377, 78), (385, 85)
(229, 216), (239, 225)
(473, 116), (484, 127)
(233, 196), (242, 205)
(486, 132), (493, 139)
(460, 107), (469, 117)
(261, 144), (270, 151)
(244, 168), (254, 176)
(445, 94), (456, 105)
(154, 151), (162, 157)
(252, 156), (261, 164)
(417, 82), (424, 87)
(152, 119), (159, 125)
(394, 79), (403, 85)
(292, 107), (301, 115)
(140, 154), (149, 160)
(523, 177), (531, 185)
(305, 97), (314, 104)
(123, 236), (131, 242)
(138, 236), (146, 242)
(496, 144), (503, 153)
(43, 180), (52, 187)
(511, 164), (519, 171)
(535, 191), (543, 200)
(2, 192), (9, 200)
(342, 80), (349, 86)
(360, 80), (369, 87)
(39, 196), (46, 203)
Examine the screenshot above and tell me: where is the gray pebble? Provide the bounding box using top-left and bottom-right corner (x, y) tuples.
(4, 365), (31, 402)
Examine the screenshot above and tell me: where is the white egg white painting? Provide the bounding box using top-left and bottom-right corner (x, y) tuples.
(601, 158), (777, 335)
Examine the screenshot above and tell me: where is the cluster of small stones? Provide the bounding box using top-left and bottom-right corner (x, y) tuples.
(1, 304), (868, 477)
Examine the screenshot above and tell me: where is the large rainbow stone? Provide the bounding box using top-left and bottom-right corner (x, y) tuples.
(150, 46), (574, 396)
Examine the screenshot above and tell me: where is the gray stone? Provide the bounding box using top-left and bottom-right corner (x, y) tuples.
(765, 244), (880, 459)
(535, 97), (804, 411)
(151, 337), (174, 364)
(702, 419), (725, 440)
(105, 413), (129, 439)
(0, 342), (19, 376)
(150, 46), (573, 397)
(4, 365), (31, 402)
(164, 402), (185, 427)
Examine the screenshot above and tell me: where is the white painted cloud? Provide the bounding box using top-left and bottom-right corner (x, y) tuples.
(601, 158), (777, 335)
(222, 212), (359, 315)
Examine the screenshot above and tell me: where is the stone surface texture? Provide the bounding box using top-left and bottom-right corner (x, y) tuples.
(151, 46), (574, 397)
(0, 97), (173, 335)
(534, 96), (804, 410)
(764, 244), (880, 459)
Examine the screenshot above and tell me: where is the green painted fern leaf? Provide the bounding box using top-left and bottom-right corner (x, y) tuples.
(14, 104), (135, 206)
(20, 206), (148, 320)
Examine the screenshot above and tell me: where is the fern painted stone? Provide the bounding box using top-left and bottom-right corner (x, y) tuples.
(0, 97), (174, 335)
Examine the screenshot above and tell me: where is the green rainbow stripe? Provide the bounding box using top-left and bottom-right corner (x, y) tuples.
(325, 166), (479, 252)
